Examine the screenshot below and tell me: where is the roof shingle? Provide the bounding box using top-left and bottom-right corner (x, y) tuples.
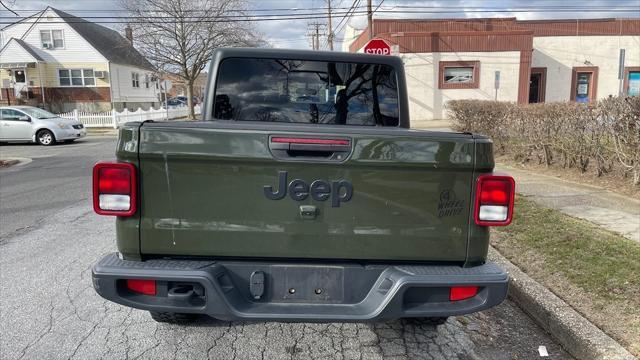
(12, 38), (44, 61)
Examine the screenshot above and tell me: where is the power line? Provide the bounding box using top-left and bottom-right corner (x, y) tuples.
(4, 4), (639, 12)
(0, 0), (18, 16)
(2, 7), (637, 26)
(373, 0), (385, 13)
(2, 6), (638, 20)
(323, 0), (361, 47)
(332, 0), (360, 37)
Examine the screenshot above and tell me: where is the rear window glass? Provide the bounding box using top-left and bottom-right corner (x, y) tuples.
(213, 58), (399, 126)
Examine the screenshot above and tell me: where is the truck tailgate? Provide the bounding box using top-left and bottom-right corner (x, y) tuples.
(138, 123), (476, 262)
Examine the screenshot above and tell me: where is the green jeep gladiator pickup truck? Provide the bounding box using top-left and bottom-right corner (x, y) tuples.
(91, 48), (514, 324)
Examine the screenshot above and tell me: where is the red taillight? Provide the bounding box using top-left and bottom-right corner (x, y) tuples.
(450, 286), (478, 301)
(474, 174), (515, 226)
(98, 168), (131, 194)
(126, 279), (156, 296)
(93, 162), (137, 216)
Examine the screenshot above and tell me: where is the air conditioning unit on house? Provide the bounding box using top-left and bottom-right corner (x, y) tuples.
(42, 43), (51, 49)
(94, 71), (108, 78)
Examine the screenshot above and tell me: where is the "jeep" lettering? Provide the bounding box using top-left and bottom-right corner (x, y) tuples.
(263, 171), (353, 207)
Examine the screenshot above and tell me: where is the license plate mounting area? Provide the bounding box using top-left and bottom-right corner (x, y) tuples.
(271, 265), (344, 303)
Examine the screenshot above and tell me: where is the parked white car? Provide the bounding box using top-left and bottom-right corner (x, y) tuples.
(0, 106), (86, 145)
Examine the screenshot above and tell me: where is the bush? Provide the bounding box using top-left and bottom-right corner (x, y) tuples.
(448, 97), (640, 186)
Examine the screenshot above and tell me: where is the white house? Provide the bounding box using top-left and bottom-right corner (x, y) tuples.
(0, 7), (160, 112)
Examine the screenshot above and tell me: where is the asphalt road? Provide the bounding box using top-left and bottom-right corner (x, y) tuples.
(0, 137), (572, 359)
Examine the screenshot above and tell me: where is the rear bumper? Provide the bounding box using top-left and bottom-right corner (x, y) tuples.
(92, 253), (508, 322)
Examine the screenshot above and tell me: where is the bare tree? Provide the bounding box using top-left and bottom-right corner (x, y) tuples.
(120, 0), (262, 119)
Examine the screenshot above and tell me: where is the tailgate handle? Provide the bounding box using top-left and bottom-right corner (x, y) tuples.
(269, 136), (351, 161)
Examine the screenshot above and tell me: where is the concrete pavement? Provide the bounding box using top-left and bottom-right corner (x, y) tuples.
(497, 164), (640, 242)
(0, 137), (116, 240)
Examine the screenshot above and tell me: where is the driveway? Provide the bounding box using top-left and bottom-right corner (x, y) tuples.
(0, 138), (571, 359)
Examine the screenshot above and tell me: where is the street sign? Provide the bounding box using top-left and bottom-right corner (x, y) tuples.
(364, 39), (391, 55)
(494, 71), (500, 100)
(618, 49), (626, 80)
(618, 49), (626, 96)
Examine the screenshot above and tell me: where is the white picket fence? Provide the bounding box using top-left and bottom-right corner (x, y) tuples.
(58, 105), (202, 128)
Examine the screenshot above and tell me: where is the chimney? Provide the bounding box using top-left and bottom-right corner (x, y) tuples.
(125, 26), (133, 45)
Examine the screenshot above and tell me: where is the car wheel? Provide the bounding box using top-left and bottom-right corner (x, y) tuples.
(149, 311), (198, 324)
(36, 129), (56, 146)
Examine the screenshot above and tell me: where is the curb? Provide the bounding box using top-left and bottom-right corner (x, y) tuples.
(488, 246), (636, 360)
(86, 130), (119, 136)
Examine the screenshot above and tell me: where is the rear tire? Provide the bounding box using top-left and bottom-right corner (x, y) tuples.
(36, 129), (55, 146)
(413, 317), (449, 326)
(149, 311), (198, 324)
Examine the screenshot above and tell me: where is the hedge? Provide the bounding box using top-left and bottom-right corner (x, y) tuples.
(447, 97), (640, 186)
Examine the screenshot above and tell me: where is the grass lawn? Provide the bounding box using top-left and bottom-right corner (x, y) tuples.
(492, 197), (640, 356)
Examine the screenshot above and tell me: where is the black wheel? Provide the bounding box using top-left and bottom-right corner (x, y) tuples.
(36, 129), (56, 146)
(149, 311), (198, 323)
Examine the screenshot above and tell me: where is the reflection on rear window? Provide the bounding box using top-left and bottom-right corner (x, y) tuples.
(213, 58), (399, 126)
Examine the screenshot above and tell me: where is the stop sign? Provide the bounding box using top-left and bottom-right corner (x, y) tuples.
(364, 39), (391, 55)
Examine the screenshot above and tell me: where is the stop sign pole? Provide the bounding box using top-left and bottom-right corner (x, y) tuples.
(363, 39), (391, 55)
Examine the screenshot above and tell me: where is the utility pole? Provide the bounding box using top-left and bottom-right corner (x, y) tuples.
(327, 0), (334, 50)
(367, 0), (373, 39)
(307, 22), (326, 50)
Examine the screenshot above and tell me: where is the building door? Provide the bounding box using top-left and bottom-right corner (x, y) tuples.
(12, 69), (27, 98)
(571, 67), (598, 103)
(529, 68), (546, 103)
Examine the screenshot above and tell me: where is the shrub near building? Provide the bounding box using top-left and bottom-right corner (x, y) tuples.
(447, 97), (640, 186)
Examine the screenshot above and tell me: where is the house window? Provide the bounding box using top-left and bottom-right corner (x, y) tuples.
(144, 74), (150, 88)
(623, 67), (640, 97)
(570, 67), (598, 103)
(132, 73), (140, 88)
(439, 61), (480, 89)
(40, 30), (64, 49)
(58, 69), (96, 86)
(83, 70), (95, 85)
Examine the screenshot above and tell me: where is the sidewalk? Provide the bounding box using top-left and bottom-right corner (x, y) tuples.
(86, 128), (119, 136)
(411, 119), (453, 131)
(497, 164), (640, 242)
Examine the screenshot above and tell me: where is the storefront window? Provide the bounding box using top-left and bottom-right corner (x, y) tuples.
(444, 67), (474, 83)
(438, 61), (480, 89)
(627, 71), (640, 97)
(571, 67), (598, 103)
(575, 73), (591, 103)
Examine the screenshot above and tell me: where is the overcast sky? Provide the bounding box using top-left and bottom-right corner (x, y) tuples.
(3, 0), (639, 50)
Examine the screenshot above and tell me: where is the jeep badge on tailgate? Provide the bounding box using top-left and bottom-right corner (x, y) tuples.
(263, 171), (353, 207)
